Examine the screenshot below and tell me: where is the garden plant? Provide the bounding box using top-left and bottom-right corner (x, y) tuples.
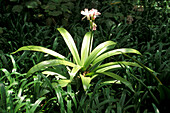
(0, 0), (169, 113)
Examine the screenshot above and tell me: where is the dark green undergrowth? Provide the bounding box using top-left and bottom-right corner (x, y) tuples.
(0, 0), (170, 112)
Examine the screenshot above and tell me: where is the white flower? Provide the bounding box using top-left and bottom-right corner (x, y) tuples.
(89, 8), (101, 20)
(81, 8), (101, 30)
(81, 8), (101, 20)
(81, 8), (90, 20)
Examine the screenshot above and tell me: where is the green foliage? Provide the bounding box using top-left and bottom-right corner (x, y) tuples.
(12, 28), (144, 92)
(0, 0), (169, 112)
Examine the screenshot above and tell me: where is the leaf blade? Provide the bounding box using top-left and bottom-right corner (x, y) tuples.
(98, 72), (135, 92)
(27, 59), (76, 77)
(30, 97), (46, 113)
(92, 48), (141, 65)
(84, 41), (116, 69)
(95, 61), (142, 72)
(11, 46), (65, 59)
(57, 28), (81, 65)
(81, 32), (91, 65)
(80, 74), (92, 91)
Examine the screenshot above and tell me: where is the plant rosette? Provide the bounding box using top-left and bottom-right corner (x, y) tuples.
(11, 8), (153, 91)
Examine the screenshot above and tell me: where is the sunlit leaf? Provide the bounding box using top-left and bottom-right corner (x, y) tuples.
(58, 80), (71, 87)
(27, 59), (76, 76)
(11, 46), (65, 60)
(92, 48), (141, 65)
(80, 74), (92, 91)
(42, 71), (67, 79)
(58, 28), (81, 65)
(30, 97), (46, 113)
(81, 32), (91, 65)
(70, 65), (82, 80)
(84, 41), (116, 69)
(94, 61), (142, 72)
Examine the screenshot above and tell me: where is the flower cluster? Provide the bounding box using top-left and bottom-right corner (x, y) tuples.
(81, 8), (101, 31)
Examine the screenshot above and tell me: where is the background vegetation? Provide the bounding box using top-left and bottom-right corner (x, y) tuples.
(0, 0), (169, 112)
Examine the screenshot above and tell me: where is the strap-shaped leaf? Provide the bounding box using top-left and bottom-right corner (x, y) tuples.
(80, 74), (92, 91)
(84, 41), (116, 69)
(94, 61), (142, 72)
(81, 32), (91, 65)
(98, 72), (134, 92)
(27, 59), (76, 76)
(14, 95), (27, 113)
(0, 83), (7, 110)
(11, 46), (65, 59)
(57, 28), (81, 65)
(58, 80), (71, 87)
(70, 65), (82, 80)
(42, 71), (67, 79)
(92, 48), (141, 65)
(30, 97), (46, 113)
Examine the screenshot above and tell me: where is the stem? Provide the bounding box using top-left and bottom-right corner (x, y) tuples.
(89, 23), (94, 55)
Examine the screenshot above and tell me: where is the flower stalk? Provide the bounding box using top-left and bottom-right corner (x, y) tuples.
(81, 8), (101, 31)
(81, 8), (101, 54)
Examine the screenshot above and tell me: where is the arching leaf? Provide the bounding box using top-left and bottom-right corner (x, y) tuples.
(58, 28), (81, 65)
(27, 59), (76, 77)
(11, 46), (65, 59)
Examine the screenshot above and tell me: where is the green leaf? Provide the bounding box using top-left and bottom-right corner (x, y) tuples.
(58, 80), (71, 87)
(92, 48), (141, 65)
(39, 89), (50, 97)
(67, 85), (73, 113)
(0, 68), (13, 84)
(54, 86), (65, 112)
(14, 95), (27, 113)
(57, 28), (81, 65)
(69, 65), (82, 80)
(27, 59), (76, 76)
(96, 65), (122, 72)
(84, 41), (116, 69)
(95, 61), (142, 72)
(81, 32), (91, 65)
(122, 53), (161, 84)
(10, 55), (17, 72)
(98, 72), (135, 92)
(80, 74), (92, 91)
(119, 90), (126, 108)
(67, 85), (77, 109)
(67, 100), (72, 113)
(30, 97), (46, 113)
(152, 103), (160, 113)
(0, 83), (6, 110)
(42, 71), (67, 79)
(158, 85), (170, 101)
(41, 74), (55, 95)
(11, 46), (65, 60)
